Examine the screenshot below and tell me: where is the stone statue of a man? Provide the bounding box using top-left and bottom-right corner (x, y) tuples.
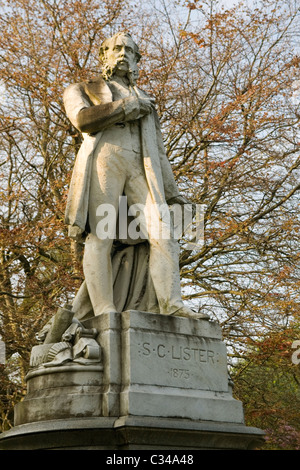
(63, 32), (208, 320)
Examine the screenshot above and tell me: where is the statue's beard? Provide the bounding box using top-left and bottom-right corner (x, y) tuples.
(101, 58), (139, 86)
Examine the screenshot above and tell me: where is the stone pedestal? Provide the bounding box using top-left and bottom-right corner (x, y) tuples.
(0, 311), (264, 450)
(14, 363), (103, 424)
(0, 416), (264, 450)
(86, 310), (244, 423)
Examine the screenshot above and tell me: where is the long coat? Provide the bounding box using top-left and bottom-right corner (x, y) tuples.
(63, 76), (180, 237)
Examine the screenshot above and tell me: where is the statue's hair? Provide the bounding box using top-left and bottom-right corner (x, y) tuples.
(99, 32), (141, 85)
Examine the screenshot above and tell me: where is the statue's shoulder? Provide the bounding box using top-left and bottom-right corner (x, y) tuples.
(83, 76), (107, 90)
(85, 76), (106, 85)
(63, 81), (86, 105)
(64, 76), (106, 95)
(64, 76), (111, 106)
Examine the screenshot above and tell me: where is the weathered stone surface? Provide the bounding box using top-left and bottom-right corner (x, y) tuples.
(20, 311), (241, 427)
(121, 310), (227, 392)
(0, 416), (265, 450)
(14, 363), (103, 425)
(83, 310), (244, 424)
(0, 311), (265, 449)
(84, 311), (122, 416)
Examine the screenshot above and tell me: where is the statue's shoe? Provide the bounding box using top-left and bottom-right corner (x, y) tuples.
(170, 306), (210, 320)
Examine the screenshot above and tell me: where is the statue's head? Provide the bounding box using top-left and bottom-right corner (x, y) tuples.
(99, 32), (141, 84)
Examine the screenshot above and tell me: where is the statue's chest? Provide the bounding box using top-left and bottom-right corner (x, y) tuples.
(108, 80), (133, 101)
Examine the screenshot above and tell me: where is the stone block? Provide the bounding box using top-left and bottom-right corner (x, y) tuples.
(14, 363), (103, 425)
(83, 310), (244, 424)
(121, 310), (228, 391)
(84, 311), (122, 416)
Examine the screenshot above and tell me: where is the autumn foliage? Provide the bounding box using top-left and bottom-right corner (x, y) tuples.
(0, 0), (299, 448)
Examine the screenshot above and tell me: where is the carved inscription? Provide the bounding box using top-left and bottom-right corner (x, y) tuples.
(139, 342), (218, 364)
(169, 368), (190, 379)
(126, 330), (228, 391)
(136, 338), (221, 385)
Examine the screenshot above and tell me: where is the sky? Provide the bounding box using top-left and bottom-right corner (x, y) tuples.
(220, 0), (239, 5)
(220, 0), (256, 8)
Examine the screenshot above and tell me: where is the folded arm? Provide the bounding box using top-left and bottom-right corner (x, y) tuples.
(63, 82), (154, 135)
(76, 96), (141, 134)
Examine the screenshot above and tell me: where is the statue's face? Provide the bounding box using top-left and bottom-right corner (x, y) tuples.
(103, 35), (137, 77)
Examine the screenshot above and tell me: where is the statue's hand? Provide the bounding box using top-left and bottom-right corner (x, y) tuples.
(138, 97), (155, 116)
(123, 96), (155, 122)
